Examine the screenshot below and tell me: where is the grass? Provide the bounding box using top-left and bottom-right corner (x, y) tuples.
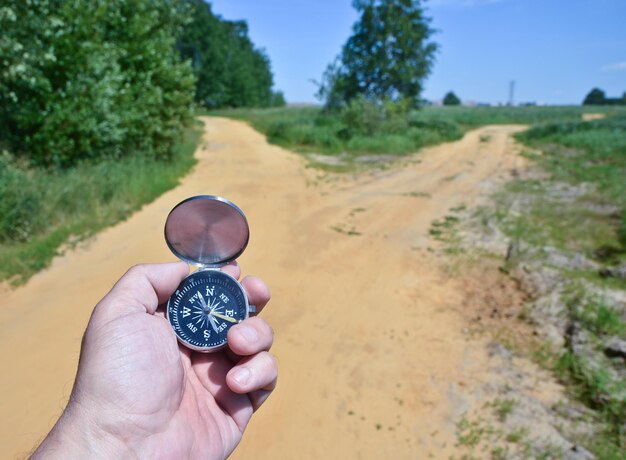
(486, 398), (517, 422)
(0, 121), (202, 284)
(208, 106), (462, 169)
(429, 213), (465, 255)
(453, 410), (564, 460)
(516, 113), (626, 254)
(208, 105), (625, 170)
(484, 112), (626, 456)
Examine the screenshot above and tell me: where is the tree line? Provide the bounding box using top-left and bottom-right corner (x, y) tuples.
(583, 88), (626, 106)
(0, 0), (283, 168)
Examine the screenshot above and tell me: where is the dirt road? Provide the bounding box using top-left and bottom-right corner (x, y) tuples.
(0, 118), (528, 458)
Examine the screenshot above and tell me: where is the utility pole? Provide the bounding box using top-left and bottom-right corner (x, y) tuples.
(508, 80), (515, 106)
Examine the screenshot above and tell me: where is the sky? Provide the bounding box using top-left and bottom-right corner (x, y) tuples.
(209, 0), (626, 105)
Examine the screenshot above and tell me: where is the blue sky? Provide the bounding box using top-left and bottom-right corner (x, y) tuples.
(209, 0), (626, 105)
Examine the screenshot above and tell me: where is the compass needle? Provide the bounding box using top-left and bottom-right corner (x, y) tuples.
(209, 314), (219, 333)
(211, 312), (238, 323)
(197, 291), (208, 310)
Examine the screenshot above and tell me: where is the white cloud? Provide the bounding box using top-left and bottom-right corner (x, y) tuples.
(601, 61), (626, 72)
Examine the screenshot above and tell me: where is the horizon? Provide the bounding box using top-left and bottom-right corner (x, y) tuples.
(208, 0), (626, 106)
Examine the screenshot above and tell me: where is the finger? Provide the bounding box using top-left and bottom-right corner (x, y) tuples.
(220, 260), (241, 280)
(226, 351), (278, 396)
(241, 276), (271, 314)
(248, 389), (273, 412)
(227, 317), (274, 356)
(191, 352), (253, 432)
(99, 262), (189, 316)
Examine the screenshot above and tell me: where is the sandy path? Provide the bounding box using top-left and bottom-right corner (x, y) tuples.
(0, 118), (527, 459)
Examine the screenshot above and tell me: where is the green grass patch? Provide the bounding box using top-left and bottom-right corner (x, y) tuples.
(516, 114), (626, 254)
(0, 121), (202, 285)
(554, 350), (626, 456)
(208, 106), (626, 166)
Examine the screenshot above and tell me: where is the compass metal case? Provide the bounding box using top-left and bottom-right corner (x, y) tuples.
(164, 195), (254, 352)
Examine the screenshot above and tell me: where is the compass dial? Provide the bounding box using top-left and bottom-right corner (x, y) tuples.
(167, 270), (249, 352)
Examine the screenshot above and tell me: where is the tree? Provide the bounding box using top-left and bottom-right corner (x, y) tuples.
(583, 88), (606, 105)
(318, 0), (438, 109)
(178, 0), (278, 109)
(0, 0), (195, 167)
(270, 91), (287, 107)
(443, 91), (461, 106)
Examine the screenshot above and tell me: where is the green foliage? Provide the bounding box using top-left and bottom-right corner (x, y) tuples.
(178, 0), (279, 109)
(212, 105), (620, 165)
(554, 351), (626, 451)
(0, 154), (41, 242)
(582, 87), (626, 106)
(0, 124), (201, 284)
(318, 0), (438, 109)
(210, 104), (464, 164)
(0, 0), (195, 167)
(270, 91), (287, 107)
(339, 96), (411, 137)
(583, 88), (607, 105)
(443, 91), (461, 106)
(569, 295), (626, 338)
(517, 114), (626, 258)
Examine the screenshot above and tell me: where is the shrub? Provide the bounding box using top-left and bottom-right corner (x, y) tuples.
(0, 0), (195, 167)
(0, 152), (41, 242)
(339, 96), (410, 137)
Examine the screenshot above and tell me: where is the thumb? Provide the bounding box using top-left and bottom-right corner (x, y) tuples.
(96, 262), (189, 318)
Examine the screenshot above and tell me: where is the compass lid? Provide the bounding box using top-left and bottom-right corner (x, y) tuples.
(164, 195), (249, 268)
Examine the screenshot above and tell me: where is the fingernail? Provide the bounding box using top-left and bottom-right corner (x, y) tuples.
(238, 325), (258, 342)
(232, 367), (250, 385)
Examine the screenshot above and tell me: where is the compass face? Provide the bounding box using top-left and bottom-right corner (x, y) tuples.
(167, 270), (248, 352)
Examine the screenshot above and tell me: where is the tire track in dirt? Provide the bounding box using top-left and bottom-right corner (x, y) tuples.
(0, 118), (528, 458)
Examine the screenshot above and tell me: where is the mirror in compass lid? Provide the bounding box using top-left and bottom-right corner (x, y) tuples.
(164, 196), (249, 267)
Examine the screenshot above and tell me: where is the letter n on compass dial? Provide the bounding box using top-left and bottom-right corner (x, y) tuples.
(166, 271), (248, 352)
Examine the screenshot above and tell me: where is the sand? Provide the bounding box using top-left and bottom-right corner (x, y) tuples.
(0, 118), (528, 458)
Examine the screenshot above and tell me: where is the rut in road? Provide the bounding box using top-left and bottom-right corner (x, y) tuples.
(0, 118), (529, 458)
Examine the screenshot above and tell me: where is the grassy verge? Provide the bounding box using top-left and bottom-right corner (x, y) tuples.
(0, 121), (202, 285)
(209, 105), (462, 169)
(483, 114), (626, 456)
(208, 105), (624, 170)
(516, 114), (626, 253)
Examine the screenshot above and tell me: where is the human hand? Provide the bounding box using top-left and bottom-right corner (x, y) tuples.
(32, 262), (276, 459)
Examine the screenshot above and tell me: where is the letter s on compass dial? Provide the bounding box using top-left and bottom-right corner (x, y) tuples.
(167, 270), (249, 352)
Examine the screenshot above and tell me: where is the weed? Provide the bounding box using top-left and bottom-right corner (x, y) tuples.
(456, 415), (498, 448)
(404, 191), (431, 198)
(490, 446), (509, 460)
(331, 225), (362, 236)
(578, 299), (626, 337)
(429, 213), (464, 255)
(487, 398), (517, 422)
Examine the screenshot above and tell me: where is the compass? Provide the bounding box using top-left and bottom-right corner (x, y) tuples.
(164, 195), (255, 352)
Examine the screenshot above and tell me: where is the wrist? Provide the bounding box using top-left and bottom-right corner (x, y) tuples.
(31, 398), (133, 459)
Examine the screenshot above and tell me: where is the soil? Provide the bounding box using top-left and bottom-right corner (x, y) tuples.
(0, 118), (563, 458)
